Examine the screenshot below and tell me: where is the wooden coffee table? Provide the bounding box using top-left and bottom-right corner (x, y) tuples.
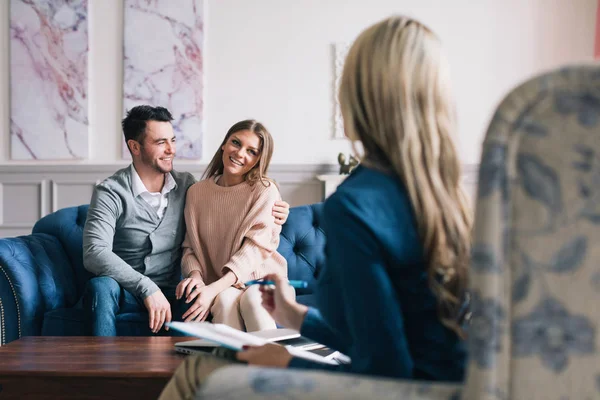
(0, 336), (196, 400)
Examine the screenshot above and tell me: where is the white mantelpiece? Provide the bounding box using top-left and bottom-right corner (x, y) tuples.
(316, 174), (348, 200)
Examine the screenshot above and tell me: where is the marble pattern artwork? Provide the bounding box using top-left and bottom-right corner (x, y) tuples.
(123, 0), (204, 159)
(10, 0), (89, 160)
(333, 43), (349, 140)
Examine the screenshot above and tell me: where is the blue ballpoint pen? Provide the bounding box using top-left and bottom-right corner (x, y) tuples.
(244, 279), (308, 289)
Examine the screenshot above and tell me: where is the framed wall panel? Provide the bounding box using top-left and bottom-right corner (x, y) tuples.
(10, 0), (89, 160)
(122, 0), (204, 159)
(0, 181), (47, 226)
(0, 164), (341, 238)
(51, 181), (96, 212)
(332, 43), (349, 139)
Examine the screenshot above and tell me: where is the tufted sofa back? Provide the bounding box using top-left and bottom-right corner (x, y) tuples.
(33, 205), (91, 298)
(31, 203), (326, 298)
(277, 203), (326, 295)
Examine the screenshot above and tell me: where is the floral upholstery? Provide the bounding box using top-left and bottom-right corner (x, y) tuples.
(464, 65), (600, 400)
(198, 366), (461, 400)
(197, 65), (600, 399)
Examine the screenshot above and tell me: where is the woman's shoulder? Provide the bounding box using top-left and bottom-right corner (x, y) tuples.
(186, 178), (213, 195)
(336, 166), (405, 201)
(327, 166), (413, 223)
(190, 178), (212, 189)
(341, 165), (398, 190)
(251, 178), (281, 198)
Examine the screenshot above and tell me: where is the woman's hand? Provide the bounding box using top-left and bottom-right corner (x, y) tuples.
(176, 271), (205, 302)
(181, 285), (218, 322)
(236, 343), (293, 367)
(260, 274), (308, 331)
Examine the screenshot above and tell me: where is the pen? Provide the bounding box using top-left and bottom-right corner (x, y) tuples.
(244, 279), (308, 289)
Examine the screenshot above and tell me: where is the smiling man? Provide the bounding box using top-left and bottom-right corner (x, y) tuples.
(82, 105), (290, 336)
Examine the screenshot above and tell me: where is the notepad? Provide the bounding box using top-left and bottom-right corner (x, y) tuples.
(167, 321), (339, 365)
(175, 327), (301, 349)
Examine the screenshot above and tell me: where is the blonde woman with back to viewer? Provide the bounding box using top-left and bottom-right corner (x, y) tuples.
(160, 15), (472, 400)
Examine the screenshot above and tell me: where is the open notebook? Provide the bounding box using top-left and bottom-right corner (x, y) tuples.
(167, 321), (339, 365)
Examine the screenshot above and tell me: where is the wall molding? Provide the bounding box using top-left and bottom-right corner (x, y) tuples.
(0, 163), (338, 173)
(0, 163), (479, 238)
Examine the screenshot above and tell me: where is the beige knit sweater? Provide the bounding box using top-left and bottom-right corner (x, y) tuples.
(181, 176), (287, 287)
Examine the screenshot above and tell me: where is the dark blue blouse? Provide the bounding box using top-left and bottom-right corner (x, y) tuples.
(288, 165), (466, 382)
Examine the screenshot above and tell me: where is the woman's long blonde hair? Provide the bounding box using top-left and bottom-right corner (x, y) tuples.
(339, 16), (472, 336)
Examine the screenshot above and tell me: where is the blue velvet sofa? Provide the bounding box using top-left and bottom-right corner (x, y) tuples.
(0, 203), (325, 346)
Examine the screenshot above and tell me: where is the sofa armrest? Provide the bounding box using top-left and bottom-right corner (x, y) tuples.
(197, 366), (462, 400)
(0, 234), (78, 345)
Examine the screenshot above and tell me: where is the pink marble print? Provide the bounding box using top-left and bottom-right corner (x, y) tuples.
(123, 0), (204, 159)
(10, 0), (89, 160)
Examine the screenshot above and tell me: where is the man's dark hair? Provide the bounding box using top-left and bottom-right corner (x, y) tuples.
(122, 105), (174, 145)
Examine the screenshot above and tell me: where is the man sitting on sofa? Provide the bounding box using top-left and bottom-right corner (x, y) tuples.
(82, 105), (290, 336)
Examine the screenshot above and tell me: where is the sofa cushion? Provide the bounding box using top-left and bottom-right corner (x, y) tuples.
(42, 307), (163, 336)
(41, 308), (86, 336)
(41, 294), (320, 338)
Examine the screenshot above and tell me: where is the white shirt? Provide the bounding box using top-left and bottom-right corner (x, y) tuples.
(130, 164), (176, 219)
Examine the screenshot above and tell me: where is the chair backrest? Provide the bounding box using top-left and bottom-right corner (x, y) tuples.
(464, 66), (600, 400)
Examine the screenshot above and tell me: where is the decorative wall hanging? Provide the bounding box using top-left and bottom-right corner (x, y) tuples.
(10, 0), (89, 160)
(333, 42), (349, 140)
(122, 0), (204, 159)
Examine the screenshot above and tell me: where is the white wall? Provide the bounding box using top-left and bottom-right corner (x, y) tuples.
(0, 0), (596, 166)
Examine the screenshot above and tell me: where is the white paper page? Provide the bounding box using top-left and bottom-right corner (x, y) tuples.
(176, 328), (301, 348)
(250, 328), (300, 342)
(168, 322), (266, 350)
(211, 323), (269, 346)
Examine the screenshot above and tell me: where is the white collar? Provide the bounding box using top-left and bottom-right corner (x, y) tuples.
(130, 164), (176, 197)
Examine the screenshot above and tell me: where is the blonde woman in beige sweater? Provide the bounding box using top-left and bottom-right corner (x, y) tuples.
(175, 120), (287, 332)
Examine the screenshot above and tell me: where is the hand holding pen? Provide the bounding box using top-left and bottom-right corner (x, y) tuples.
(254, 274), (309, 331)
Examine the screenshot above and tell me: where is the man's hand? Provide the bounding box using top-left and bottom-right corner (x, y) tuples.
(273, 200), (290, 226)
(236, 343), (292, 367)
(143, 290), (172, 333)
(182, 285), (219, 322)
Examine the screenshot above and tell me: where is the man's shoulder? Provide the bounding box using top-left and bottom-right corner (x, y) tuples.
(171, 169), (197, 191)
(95, 166), (131, 192)
(89, 167), (133, 211)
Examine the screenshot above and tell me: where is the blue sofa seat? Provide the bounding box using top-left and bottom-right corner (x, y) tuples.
(0, 203), (325, 345)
